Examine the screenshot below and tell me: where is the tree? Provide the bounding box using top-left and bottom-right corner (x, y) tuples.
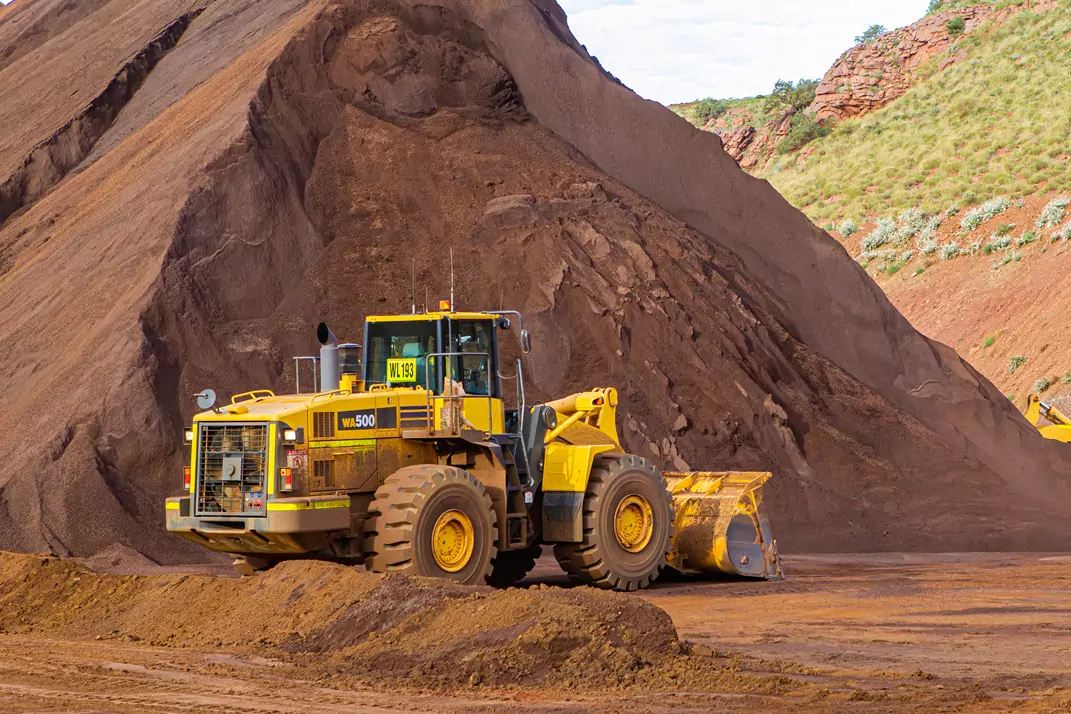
(762, 78), (821, 114)
(947, 16), (966, 36)
(693, 98), (730, 125)
(855, 24), (887, 44)
(928, 0), (945, 13)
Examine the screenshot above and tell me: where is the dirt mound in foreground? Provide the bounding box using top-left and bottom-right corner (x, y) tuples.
(0, 552), (783, 693)
(0, 0), (1068, 563)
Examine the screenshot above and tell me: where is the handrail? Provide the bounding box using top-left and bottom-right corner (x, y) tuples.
(293, 355), (319, 395)
(231, 390), (276, 404)
(308, 389), (346, 404)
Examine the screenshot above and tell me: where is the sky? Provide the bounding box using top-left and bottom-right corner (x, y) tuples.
(558, 0), (932, 104)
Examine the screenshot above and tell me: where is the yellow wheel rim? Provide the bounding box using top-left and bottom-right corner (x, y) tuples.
(613, 494), (654, 553)
(431, 509), (475, 572)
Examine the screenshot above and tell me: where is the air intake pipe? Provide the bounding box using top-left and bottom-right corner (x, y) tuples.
(317, 322), (340, 392)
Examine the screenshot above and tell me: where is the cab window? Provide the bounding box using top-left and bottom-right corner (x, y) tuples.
(365, 321), (438, 389)
(449, 320), (495, 397)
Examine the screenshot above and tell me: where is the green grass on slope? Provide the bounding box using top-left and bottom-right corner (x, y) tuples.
(765, 3), (1071, 224)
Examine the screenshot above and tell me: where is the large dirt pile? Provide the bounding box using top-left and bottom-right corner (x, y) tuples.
(0, 0), (1069, 563)
(0, 552), (784, 693)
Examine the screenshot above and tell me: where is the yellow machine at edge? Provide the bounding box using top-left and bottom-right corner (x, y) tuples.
(1023, 394), (1071, 443)
(166, 306), (783, 590)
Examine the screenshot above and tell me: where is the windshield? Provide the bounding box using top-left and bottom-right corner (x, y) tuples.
(365, 321), (438, 389)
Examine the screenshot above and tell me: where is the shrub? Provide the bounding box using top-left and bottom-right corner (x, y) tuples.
(1036, 196), (1070, 229)
(995, 223), (1016, 237)
(862, 217), (898, 251)
(1009, 355), (1028, 374)
(961, 197), (1011, 232)
(1051, 223), (1071, 242)
(919, 239), (939, 255)
(987, 236), (1012, 251)
(776, 112), (832, 154)
(984, 335), (996, 348)
(947, 17), (966, 37)
(939, 242), (960, 260)
(856, 25), (888, 44)
(1063, 370), (1071, 385)
(1035, 376), (1053, 393)
(928, 0), (944, 12)
(839, 218), (859, 237)
(693, 98), (730, 125)
(763, 79), (821, 113)
(913, 267), (925, 276)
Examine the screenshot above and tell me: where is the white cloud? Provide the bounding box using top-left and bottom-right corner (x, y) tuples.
(558, 0), (931, 104)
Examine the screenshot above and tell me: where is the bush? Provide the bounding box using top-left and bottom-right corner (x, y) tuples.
(855, 25), (888, 45)
(928, 0), (944, 12)
(1051, 223), (1071, 242)
(1009, 355), (1028, 374)
(1062, 370), (1071, 385)
(861, 217), (897, 251)
(776, 112), (832, 154)
(947, 17), (966, 37)
(939, 242), (960, 260)
(984, 335), (996, 348)
(839, 218), (859, 237)
(693, 98), (730, 125)
(763, 79), (821, 113)
(961, 197), (1011, 232)
(1035, 376), (1053, 393)
(1036, 196), (1070, 229)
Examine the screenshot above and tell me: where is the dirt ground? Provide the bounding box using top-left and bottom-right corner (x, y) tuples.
(2, 553), (1069, 713)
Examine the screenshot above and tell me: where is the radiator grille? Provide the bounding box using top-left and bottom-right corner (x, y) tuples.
(313, 411), (335, 439)
(313, 459), (335, 489)
(195, 424), (268, 516)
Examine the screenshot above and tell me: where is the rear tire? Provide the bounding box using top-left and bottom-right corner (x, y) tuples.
(553, 455), (672, 591)
(363, 464), (497, 586)
(486, 541), (542, 588)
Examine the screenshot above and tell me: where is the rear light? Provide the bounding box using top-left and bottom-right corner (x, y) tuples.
(280, 468), (293, 492)
(183, 467), (191, 490)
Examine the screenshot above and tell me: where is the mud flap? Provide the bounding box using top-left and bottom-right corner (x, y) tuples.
(663, 471), (783, 580)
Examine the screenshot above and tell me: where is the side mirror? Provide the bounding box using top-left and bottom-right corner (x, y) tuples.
(195, 388), (217, 410)
(520, 329), (532, 354)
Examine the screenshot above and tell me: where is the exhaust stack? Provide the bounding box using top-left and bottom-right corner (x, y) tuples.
(317, 322), (340, 392)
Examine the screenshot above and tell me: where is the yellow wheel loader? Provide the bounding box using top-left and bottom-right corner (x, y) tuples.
(166, 306), (783, 590)
(1023, 394), (1071, 442)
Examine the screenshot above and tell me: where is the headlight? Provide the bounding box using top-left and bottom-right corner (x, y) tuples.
(283, 428), (297, 442)
(184, 429), (194, 444)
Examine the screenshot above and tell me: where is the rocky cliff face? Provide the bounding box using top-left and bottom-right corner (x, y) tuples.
(710, 107), (792, 171)
(813, 6), (998, 121)
(0, 0), (1069, 563)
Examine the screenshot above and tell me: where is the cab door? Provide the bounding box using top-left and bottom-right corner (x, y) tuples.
(445, 318), (505, 435)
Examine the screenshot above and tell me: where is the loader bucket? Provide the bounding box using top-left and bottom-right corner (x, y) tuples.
(663, 471), (783, 580)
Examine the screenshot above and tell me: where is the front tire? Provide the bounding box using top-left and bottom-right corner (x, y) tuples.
(363, 464), (498, 586)
(553, 455), (672, 591)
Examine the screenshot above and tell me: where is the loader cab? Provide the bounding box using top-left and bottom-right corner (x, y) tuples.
(362, 310), (506, 433)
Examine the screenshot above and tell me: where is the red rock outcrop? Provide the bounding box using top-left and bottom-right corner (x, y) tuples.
(0, 0), (1069, 564)
(813, 5), (1018, 121)
(714, 109), (793, 170)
